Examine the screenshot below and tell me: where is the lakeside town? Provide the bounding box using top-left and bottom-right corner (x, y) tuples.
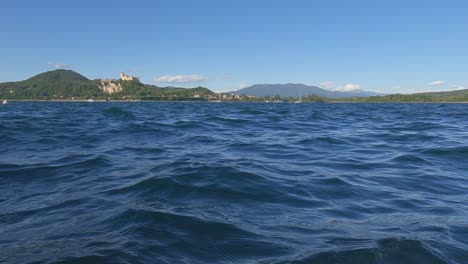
(98, 72), (258, 102)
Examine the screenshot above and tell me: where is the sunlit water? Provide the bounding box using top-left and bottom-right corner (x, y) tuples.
(1, 102), (467, 264)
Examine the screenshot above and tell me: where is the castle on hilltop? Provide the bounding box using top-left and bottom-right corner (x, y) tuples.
(98, 72), (140, 94)
(120, 72), (139, 81)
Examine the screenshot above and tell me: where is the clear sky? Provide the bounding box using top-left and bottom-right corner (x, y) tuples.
(1, 0), (467, 93)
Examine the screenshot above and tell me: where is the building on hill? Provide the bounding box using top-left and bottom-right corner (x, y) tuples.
(120, 72), (139, 81)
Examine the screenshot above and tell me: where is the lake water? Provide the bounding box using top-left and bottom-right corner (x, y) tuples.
(1, 102), (468, 264)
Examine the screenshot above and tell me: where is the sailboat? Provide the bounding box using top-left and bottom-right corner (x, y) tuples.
(2, 99), (7, 105)
(294, 93), (302, 103)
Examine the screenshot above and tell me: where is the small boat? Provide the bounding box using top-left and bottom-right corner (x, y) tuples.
(87, 98), (95, 102)
(2, 99), (7, 105)
(294, 94), (302, 103)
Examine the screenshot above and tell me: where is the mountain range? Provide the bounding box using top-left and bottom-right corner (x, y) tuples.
(231, 83), (382, 98)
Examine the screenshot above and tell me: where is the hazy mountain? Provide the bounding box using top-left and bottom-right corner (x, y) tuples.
(231, 83), (381, 98)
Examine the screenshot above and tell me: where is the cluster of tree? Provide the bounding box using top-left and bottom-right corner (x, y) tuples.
(236, 91), (468, 103)
(258, 91), (468, 103)
(331, 90), (468, 103)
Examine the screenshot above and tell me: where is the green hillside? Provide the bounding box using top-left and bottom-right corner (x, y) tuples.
(26, 69), (90, 82)
(335, 89), (468, 103)
(106, 79), (216, 101)
(0, 70), (103, 100)
(0, 70), (217, 100)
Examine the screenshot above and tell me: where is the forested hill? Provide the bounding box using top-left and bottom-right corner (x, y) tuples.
(0, 70), (216, 100)
(335, 89), (468, 103)
(27, 69), (90, 82)
(0, 70), (102, 99)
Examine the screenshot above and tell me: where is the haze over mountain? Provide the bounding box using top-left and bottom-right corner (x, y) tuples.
(231, 83), (381, 98)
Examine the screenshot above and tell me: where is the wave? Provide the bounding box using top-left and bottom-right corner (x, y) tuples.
(205, 115), (251, 125)
(0, 155), (112, 180)
(238, 109), (267, 115)
(99, 208), (292, 263)
(420, 146), (468, 161)
(279, 238), (450, 264)
(1, 102), (468, 264)
(107, 165), (314, 207)
(103, 107), (135, 118)
(297, 137), (348, 145)
(390, 154), (430, 164)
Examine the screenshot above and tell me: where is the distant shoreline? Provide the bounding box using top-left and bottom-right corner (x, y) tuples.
(5, 99), (468, 104)
(3, 70), (468, 104)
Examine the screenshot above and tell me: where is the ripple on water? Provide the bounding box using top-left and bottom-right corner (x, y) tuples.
(101, 207), (292, 263)
(1, 102), (468, 264)
(102, 107), (135, 118)
(281, 238), (449, 264)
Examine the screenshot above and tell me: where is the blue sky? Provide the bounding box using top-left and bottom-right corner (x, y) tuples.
(1, 0), (467, 93)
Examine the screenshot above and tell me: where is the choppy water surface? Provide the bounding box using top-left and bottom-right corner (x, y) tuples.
(1, 102), (468, 264)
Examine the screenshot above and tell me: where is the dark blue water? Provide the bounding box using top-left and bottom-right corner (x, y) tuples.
(1, 102), (468, 264)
